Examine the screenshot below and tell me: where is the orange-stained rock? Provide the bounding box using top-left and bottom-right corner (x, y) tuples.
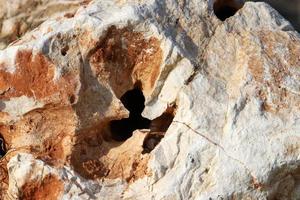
(20, 175), (63, 200)
(0, 0), (299, 200)
(90, 25), (162, 97)
(0, 50), (78, 104)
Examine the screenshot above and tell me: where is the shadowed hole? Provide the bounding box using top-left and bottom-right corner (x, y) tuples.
(61, 45), (69, 56)
(0, 134), (6, 158)
(142, 106), (175, 153)
(142, 133), (164, 154)
(109, 88), (176, 153)
(69, 95), (76, 104)
(213, 0), (244, 21)
(110, 88), (151, 141)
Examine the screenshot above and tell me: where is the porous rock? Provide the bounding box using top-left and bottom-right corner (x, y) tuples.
(0, 0), (299, 199)
(0, 0), (90, 49)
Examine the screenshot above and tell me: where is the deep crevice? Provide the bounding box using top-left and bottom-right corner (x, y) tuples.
(61, 45), (69, 56)
(110, 88), (151, 141)
(213, 0), (244, 21)
(142, 133), (165, 154)
(142, 106), (175, 153)
(0, 134), (6, 158)
(109, 87), (176, 154)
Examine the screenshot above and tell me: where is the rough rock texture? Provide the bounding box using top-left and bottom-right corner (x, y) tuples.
(253, 0), (300, 32)
(0, 0), (300, 199)
(0, 0), (90, 49)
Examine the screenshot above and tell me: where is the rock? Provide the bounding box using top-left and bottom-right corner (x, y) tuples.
(252, 0), (300, 32)
(0, 0), (90, 49)
(0, 0), (299, 199)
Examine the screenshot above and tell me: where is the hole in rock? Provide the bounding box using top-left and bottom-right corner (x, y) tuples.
(142, 106), (176, 153)
(142, 133), (164, 154)
(69, 95), (76, 104)
(0, 134), (6, 158)
(61, 45), (69, 56)
(110, 88), (151, 141)
(213, 0), (244, 21)
(150, 107), (175, 133)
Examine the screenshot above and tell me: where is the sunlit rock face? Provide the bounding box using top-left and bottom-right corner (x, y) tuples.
(0, 0), (90, 49)
(0, 0), (299, 199)
(252, 0), (300, 32)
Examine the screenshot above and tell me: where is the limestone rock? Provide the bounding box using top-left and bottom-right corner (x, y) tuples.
(0, 0), (299, 199)
(0, 0), (90, 49)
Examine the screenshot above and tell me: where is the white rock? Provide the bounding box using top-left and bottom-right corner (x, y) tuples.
(0, 0), (299, 199)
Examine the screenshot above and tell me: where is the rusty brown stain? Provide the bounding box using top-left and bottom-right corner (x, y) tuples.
(125, 155), (151, 183)
(0, 50), (77, 104)
(283, 136), (300, 157)
(287, 38), (300, 67)
(0, 157), (9, 199)
(0, 50), (56, 99)
(70, 126), (152, 181)
(20, 174), (63, 200)
(248, 56), (264, 83)
(0, 105), (76, 167)
(90, 25), (162, 97)
(248, 31), (300, 113)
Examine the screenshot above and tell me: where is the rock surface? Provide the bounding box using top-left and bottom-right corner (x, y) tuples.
(0, 0), (300, 199)
(0, 0), (90, 49)
(253, 0), (300, 32)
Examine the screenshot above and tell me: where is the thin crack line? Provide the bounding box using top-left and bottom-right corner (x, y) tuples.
(172, 121), (223, 149)
(171, 120), (258, 181)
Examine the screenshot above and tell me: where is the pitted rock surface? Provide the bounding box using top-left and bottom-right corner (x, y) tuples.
(0, 0), (299, 199)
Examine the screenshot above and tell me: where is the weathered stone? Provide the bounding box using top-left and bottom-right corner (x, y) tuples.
(0, 0), (299, 199)
(0, 0), (90, 49)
